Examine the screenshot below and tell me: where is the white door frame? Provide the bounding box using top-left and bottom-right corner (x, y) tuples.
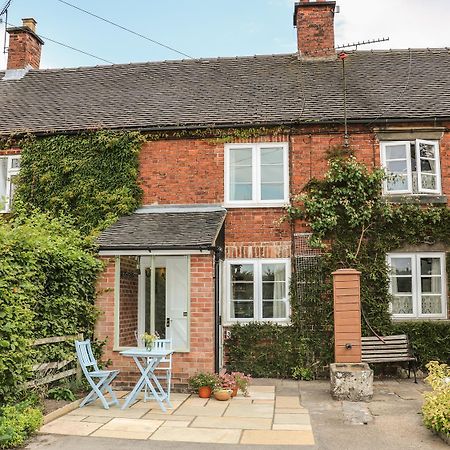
(138, 255), (191, 352)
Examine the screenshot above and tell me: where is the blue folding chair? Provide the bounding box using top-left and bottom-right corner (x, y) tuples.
(75, 339), (120, 409)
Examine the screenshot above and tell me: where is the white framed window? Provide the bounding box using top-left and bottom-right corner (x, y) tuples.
(0, 155), (20, 213)
(224, 143), (289, 207)
(225, 258), (290, 323)
(380, 140), (441, 195)
(388, 253), (447, 319)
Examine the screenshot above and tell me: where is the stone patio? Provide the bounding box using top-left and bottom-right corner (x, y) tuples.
(39, 385), (315, 446)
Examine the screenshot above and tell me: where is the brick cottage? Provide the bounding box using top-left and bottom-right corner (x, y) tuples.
(0, 1), (449, 388)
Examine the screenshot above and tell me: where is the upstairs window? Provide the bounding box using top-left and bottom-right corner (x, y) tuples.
(381, 140), (441, 195)
(388, 253), (446, 319)
(225, 143), (289, 206)
(0, 155), (20, 213)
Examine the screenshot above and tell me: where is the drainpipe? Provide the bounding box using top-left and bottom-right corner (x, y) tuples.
(213, 246), (223, 373)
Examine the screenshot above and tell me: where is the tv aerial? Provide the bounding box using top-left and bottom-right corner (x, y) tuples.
(0, 0), (12, 54)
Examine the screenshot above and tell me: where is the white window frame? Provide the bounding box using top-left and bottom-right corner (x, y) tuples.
(224, 143), (289, 207)
(0, 155), (20, 213)
(388, 252), (447, 320)
(380, 140), (441, 195)
(224, 258), (291, 324)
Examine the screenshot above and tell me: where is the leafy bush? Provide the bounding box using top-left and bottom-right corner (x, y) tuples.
(0, 213), (102, 405)
(47, 387), (76, 402)
(0, 402), (42, 449)
(422, 361), (450, 437)
(15, 131), (143, 235)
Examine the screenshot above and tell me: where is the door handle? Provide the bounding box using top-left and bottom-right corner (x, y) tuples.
(166, 317), (171, 327)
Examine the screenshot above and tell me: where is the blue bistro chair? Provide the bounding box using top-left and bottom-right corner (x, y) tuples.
(75, 339), (120, 409)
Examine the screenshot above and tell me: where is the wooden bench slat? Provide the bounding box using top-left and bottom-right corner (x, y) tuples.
(362, 335), (408, 341)
(362, 345), (409, 351)
(363, 357), (416, 363)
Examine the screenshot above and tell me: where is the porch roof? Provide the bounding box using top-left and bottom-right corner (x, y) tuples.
(97, 205), (226, 251)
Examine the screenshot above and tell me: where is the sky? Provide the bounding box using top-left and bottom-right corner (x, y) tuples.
(0, 0), (449, 69)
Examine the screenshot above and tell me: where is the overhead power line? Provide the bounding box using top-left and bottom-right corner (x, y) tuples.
(55, 0), (193, 59)
(6, 21), (114, 64)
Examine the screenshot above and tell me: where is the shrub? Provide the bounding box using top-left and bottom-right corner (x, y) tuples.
(422, 361), (450, 438)
(0, 213), (102, 405)
(188, 372), (219, 390)
(0, 402), (42, 449)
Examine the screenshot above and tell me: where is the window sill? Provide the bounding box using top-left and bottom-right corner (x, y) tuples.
(384, 195), (447, 205)
(391, 317), (448, 322)
(222, 319), (290, 327)
(223, 202), (288, 209)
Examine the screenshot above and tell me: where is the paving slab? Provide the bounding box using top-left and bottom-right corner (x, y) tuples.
(99, 418), (163, 433)
(90, 429), (152, 440)
(191, 416), (272, 430)
(150, 426), (241, 444)
(224, 403), (274, 418)
(276, 396), (301, 408)
(81, 416), (112, 424)
(160, 420), (191, 428)
(272, 424), (313, 431)
(174, 403), (229, 417)
(241, 429), (315, 446)
(39, 418), (102, 436)
(274, 413), (311, 425)
(275, 408), (309, 414)
(142, 413), (195, 422)
(68, 406), (146, 419)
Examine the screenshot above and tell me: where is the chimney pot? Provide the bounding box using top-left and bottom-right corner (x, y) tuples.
(6, 17), (44, 70)
(22, 18), (37, 33)
(294, 1), (337, 58)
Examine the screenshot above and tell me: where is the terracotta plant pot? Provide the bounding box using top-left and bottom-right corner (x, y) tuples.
(231, 386), (238, 397)
(198, 386), (212, 398)
(214, 389), (231, 401)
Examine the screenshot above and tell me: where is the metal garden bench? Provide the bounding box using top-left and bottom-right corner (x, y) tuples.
(361, 334), (417, 383)
(75, 339), (120, 409)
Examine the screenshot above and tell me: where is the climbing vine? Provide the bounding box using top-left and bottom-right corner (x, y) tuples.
(226, 155), (450, 376)
(14, 131), (144, 235)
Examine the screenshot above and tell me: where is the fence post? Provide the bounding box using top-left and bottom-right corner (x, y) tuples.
(332, 268), (362, 363)
(76, 333), (83, 383)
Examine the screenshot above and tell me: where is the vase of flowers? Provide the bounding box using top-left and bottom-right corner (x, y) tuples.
(142, 332), (159, 350)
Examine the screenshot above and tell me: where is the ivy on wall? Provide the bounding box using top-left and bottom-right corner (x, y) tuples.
(226, 155), (450, 377)
(14, 131), (144, 235)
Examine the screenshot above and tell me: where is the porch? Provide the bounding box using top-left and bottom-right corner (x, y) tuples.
(95, 205), (226, 388)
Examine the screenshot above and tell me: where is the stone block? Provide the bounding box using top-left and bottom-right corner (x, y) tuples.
(330, 363), (373, 402)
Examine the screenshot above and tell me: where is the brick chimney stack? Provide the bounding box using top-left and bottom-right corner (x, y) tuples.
(6, 18), (44, 70)
(293, 0), (337, 58)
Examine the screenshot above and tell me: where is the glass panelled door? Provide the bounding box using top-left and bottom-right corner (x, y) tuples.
(141, 256), (189, 352)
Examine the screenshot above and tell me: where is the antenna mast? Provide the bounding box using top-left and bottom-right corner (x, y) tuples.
(336, 37), (390, 148)
(0, 0), (12, 54)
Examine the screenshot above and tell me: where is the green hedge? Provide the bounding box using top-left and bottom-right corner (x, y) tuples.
(391, 322), (450, 369)
(0, 213), (102, 405)
(226, 323), (333, 378)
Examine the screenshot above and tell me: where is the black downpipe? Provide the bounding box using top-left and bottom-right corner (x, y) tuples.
(213, 247), (222, 373)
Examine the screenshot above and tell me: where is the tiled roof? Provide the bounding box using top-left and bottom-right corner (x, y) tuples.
(97, 205), (226, 250)
(0, 49), (449, 134)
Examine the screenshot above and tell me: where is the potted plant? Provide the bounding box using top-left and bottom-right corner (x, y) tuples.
(188, 372), (219, 398)
(213, 388), (232, 401)
(142, 332), (159, 350)
(219, 373), (237, 397)
(232, 372), (252, 397)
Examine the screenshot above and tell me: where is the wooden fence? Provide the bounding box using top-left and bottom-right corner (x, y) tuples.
(28, 334), (83, 387)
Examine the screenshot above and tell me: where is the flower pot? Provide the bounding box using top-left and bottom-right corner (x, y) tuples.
(214, 389), (231, 401)
(231, 386), (238, 397)
(198, 386), (212, 398)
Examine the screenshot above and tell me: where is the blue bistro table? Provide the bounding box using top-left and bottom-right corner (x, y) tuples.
(120, 347), (173, 412)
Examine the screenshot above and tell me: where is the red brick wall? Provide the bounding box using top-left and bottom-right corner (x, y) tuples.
(95, 254), (215, 389)
(118, 256), (139, 347)
(7, 30), (42, 69)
